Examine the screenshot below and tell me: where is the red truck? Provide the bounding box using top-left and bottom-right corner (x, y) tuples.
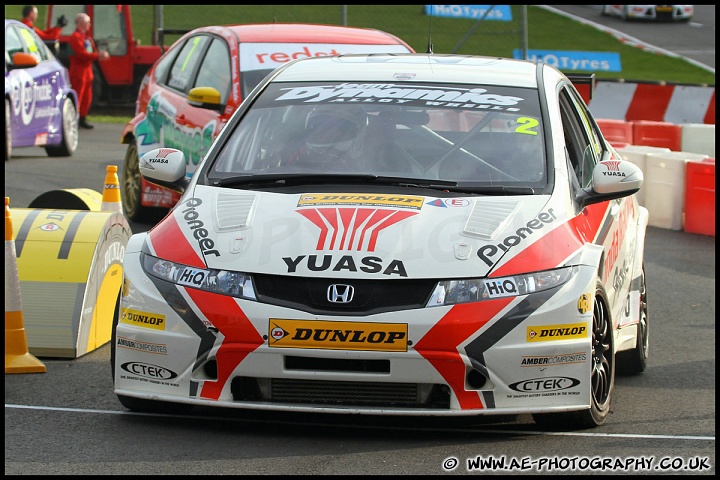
(46, 5), (165, 106)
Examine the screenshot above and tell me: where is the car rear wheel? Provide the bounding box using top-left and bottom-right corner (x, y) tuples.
(5, 99), (12, 161)
(533, 280), (615, 429)
(617, 265), (649, 375)
(45, 97), (78, 157)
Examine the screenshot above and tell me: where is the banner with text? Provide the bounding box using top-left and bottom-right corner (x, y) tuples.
(425, 5), (513, 21)
(513, 49), (622, 72)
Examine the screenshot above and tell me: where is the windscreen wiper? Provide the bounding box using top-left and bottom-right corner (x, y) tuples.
(461, 185), (538, 195)
(212, 173), (457, 189)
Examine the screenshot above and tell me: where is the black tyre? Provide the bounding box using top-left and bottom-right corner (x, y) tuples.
(122, 140), (166, 223)
(5, 99), (11, 161)
(45, 97), (78, 157)
(533, 280), (615, 429)
(617, 265), (649, 375)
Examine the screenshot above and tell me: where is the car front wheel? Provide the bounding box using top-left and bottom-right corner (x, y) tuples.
(533, 280), (615, 429)
(45, 97), (78, 157)
(5, 99), (13, 160)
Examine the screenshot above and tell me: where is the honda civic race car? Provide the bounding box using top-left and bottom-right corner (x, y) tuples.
(112, 53), (650, 430)
(601, 5), (694, 22)
(5, 18), (78, 160)
(120, 23), (413, 222)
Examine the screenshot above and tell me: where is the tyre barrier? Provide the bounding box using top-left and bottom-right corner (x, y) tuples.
(596, 118), (634, 149)
(681, 123), (715, 158)
(8, 165), (132, 359)
(599, 120), (714, 157)
(684, 158), (716, 237)
(632, 120), (683, 152)
(615, 145), (671, 207)
(28, 188), (102, 211)
(617, 147), (714, 235)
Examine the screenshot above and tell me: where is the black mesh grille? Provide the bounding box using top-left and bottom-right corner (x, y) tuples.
(231, 377), (451, 409)
(253, 274), (437, 315)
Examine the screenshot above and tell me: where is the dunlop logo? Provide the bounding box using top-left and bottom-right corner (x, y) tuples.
(526, 322), (587, 342)
(120, 308), (166, 331)
(269, 319), (407, 352)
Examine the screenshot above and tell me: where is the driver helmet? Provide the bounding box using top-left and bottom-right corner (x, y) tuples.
(304, 105), (368, 163)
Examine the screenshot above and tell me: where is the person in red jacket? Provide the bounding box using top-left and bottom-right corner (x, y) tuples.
(21, 5), (66, 41)
(68, 12), (109, 129)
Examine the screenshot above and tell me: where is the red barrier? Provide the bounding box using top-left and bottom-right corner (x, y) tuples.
(597, 119), (634, 148)
(633, 120), (682, 151)
(684, 158), (715, 236)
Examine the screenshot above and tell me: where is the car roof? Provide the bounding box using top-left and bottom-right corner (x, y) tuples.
(270, 53), (544, 88)
(193, 23), (411, 47)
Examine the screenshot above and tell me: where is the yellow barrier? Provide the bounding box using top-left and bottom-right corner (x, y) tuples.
(9, 165), (131, 358)
(12, 207), (131, 358)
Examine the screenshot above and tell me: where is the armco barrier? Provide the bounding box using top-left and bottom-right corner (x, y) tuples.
(644, 151), (709, 231)
(681, 123), (715, 157)
(596, 119), (634, 148)
(588, 80), (715, 125)
(633, 120), (682, 151)
(684, 158), (715, 237)
(616, 145), (671, 207)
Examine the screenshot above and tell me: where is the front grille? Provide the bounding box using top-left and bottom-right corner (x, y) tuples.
(253, 274), (437, 315)
(231, 377), (451, 409)
(285, 356), (389, 373)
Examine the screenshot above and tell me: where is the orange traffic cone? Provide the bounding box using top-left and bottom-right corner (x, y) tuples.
(5, 197), (46, 374)
(101, 165), (123, 213)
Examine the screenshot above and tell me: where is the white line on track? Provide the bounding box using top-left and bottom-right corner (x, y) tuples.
(5, 403), (715, 441)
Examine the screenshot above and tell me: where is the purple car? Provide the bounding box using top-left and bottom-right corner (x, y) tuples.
(5, 19), (78, 160)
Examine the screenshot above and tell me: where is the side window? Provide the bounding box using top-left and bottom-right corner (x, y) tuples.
(19, 27), (50, 62)
(154, 44), (182, 85)
(6, 26), (24, 62)
(559, 86), (597, 188)
(194, 38), (231, 104)
(166, 35), (210, 94)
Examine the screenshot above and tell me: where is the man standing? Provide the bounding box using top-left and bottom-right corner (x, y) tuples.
(68, 12), (109, 129)
(21, 5), (66, 41)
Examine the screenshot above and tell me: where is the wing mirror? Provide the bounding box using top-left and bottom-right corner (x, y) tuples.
(576, 159), (643, 209)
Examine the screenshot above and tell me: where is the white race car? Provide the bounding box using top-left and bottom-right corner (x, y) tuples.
(112, 53), (649, 430)
(601, 4), (694, 21)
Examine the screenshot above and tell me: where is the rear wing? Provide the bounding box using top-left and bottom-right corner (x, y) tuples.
(566, 73), (595, 105)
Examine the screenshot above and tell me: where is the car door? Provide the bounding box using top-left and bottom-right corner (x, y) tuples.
(144, 33), (210, 170)
(6, 23), (61, 148)
(559, 83), (638, 325)
(178, 35), (233, 173)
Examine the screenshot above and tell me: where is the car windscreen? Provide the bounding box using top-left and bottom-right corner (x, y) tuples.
(209, 81), (546, 189)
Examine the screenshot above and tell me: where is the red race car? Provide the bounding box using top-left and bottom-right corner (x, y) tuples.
(120, 23), (413, 222)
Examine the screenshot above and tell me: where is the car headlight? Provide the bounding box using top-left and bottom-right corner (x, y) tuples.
(141, 253), (257, 300)
(426, 266), (575, 307)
